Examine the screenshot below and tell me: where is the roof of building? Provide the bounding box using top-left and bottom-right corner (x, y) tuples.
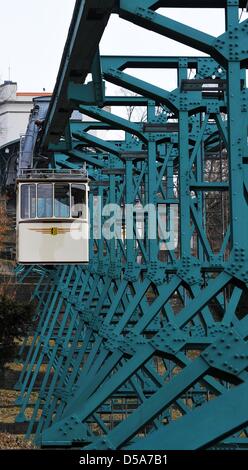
(16, 92), (52, 97)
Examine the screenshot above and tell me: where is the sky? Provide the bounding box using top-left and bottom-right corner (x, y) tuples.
(0, 1), (247, 93)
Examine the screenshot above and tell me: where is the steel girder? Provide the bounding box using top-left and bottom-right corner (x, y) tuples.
(15, 0), (248, 450)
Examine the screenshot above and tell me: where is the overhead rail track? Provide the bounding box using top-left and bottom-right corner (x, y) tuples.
(15, 0), (248, 450)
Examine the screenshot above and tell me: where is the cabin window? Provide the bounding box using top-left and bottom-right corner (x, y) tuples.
(21, 184), (36, 219)
(20, 181), (88, 220)
(54, 184), (70, 218)
(37, 184), (53, 218)
(71, 184), (86, 219)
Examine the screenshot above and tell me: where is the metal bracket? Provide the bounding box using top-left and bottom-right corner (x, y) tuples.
(201, 329), (248, 376)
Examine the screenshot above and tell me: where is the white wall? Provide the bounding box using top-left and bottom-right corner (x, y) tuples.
(0, 82), (48, 148)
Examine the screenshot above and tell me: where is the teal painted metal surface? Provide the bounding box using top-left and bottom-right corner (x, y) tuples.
(15, 0), (248, 450)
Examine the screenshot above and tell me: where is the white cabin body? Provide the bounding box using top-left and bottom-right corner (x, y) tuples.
(16, 170), (89, 264)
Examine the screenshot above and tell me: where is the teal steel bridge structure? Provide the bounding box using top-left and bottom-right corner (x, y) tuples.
(14, 0), (248, 449)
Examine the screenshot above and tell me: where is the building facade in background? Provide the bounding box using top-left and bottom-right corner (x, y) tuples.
(0, 81), (51, 148)
(0, 81), (51, 189)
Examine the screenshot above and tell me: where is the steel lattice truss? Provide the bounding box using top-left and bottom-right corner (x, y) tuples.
(14, 0), (248, 449)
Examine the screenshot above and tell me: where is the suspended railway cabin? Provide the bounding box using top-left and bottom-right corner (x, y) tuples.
(16, 169), (89, 264)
